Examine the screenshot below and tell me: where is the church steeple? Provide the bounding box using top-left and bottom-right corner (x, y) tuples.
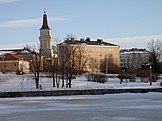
(39, 9), (53, 59)
(40, 9), (50, 29)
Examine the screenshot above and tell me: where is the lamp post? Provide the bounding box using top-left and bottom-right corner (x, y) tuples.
(149, 66), (152, 86)
(106, 54), (108, 74)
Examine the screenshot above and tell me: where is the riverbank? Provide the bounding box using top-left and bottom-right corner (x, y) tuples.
(0, 88), (162, 98)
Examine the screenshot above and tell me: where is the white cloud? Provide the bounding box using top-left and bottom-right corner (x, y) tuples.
(0, 17), (67, 28)
(0, 34), (162, 50)
(104, 34), (162, 49)
(0, 0), (21, 4)
(106, 35), (162, 43)
(0, 41), (37, 50)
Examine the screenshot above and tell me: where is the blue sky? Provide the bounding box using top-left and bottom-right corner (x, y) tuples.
(0, 0), (162, 49)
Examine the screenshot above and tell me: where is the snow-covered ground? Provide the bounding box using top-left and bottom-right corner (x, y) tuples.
(0, 73), (161, 92)
(0, 73), (162, 121)
(0, 93), (162, 121)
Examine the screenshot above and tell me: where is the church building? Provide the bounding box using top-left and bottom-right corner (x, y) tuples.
(39, 10), (53, 59)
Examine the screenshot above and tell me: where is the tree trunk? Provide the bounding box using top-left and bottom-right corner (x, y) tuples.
(150, 75), (152, 86)
(62, 76), (64, 88)
(56, 72), (58, 87)
(69, 74), (72, 88)
(35, 78), (39, 89)
(57, 76), (60, 88)
(66, 74), (69, 88)
(52, 72), (56, 87)
(150, 80), (152, 86)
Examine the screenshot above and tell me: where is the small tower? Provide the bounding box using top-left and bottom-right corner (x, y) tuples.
(39, 9), (53, 59)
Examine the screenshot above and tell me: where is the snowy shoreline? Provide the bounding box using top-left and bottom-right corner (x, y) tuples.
(0, 87), (162, 98)
(0, 73), (162, 98)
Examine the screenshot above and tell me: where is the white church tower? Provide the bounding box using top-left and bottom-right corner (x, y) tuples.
(39, 10), (53, 59)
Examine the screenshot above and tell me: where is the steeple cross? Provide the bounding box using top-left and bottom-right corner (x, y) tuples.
(44, 8), (46, 14)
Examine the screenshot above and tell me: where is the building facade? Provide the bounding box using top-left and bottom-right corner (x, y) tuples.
(58, 38), (120, 73)
(39, 10), (53, 59)
(0, 53), (30, 73)
(120, 48), (150, 70)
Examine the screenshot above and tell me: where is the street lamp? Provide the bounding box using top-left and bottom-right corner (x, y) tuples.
(106, 54), (108, 74)
(149, 66), (152, 86)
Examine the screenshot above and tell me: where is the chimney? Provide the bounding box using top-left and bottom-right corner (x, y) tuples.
(97, 39), (103, 44)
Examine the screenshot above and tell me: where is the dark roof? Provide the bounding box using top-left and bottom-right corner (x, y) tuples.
(120, 48), (149, 53)
(0, 48), (36, 55)
(40, 11), (50, 29)
(58, 38), (118, 46)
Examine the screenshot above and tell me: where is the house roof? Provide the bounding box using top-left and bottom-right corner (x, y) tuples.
(0, 53), (25, 61)
(120, 48), (150, 53)
(58, 38), (118, 46)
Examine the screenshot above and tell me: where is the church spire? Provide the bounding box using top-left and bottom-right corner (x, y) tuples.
(40, 9), (50, 29)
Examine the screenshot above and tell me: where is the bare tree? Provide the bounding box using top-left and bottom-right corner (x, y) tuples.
(147, 40), (162, 85)
(58, 35), (88, 88)
(65, 34), (77, 40)
(58, 46), (67, 88)
(48, 56), (57, 88)
(66, 45), (77, 88)
(25, 45), (42, 89)
(75, 46), (88, 74)
(147, 40), (162, 73)
(50, 39), (60, 88)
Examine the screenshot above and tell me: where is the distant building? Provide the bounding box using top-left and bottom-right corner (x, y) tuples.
(0, 53), (30, 73)
(58, 38), (120, 73)
(120, 48), (150, 70)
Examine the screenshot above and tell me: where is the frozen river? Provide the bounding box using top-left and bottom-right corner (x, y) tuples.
(0, 93), (162, 121)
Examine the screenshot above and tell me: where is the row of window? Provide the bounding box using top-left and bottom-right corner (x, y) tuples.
(120, 59), (127, 62)
(85, 47), (113, 52)
(120, 53), (149, 59)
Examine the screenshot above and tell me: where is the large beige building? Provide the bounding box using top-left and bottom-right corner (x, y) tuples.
(58, 38), (120, 73)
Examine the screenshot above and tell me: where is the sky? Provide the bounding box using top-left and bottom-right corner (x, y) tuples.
(0, 0), (162, 49)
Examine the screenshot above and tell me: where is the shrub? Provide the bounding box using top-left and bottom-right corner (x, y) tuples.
(118, 74), (136, 84)
(85, 73), (107, 83)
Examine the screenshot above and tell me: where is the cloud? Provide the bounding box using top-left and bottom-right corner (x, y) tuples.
(103, 34), (162, 49)
(106, 35), (162, 43)
(1, 34), (162, 50)
(0, 0), (21, 4)
(0, 17), (68, 28)
(0, 41), (37, 50)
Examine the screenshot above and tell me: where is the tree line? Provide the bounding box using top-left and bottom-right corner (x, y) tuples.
(25, 37), (162, 88)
